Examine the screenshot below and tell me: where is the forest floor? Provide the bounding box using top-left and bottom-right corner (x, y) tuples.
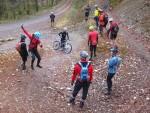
(0, 0), (150, 113)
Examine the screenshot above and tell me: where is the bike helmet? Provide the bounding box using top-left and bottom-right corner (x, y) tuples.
(63, 27), (67, 31)
(95, 4), (98, 7)
(109, 18), (113, 22)
(51, 12), (54, 14)
(98, 8), (103, 12)
(80, 51), (89, 58)
(34, 32), (41, 39)
(20, 34), (26, 40)
(89, 26), (94, 30)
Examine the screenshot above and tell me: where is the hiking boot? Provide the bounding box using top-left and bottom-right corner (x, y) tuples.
(79, 101), (84, 108)
(36, 65), (42, 68)
(22, 65), (26, 70)
(105, 89), (112, 95)
(69, 97), (75, 105)
(31, 65), (34, 70)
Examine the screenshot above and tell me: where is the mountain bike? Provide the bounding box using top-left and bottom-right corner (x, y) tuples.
(53, 39), (72, 54)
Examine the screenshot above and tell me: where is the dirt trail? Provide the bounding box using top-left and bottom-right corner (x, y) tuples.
(0, 0), (71, 52)
(0, 0), (150, 113)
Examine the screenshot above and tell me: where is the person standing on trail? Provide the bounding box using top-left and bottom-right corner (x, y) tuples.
(88, 26), (99, 60)
(94, 5), (100, 29)
(58, 27), (69, 48)
(106, 45), (121, 95)
(107, 18), (119, 46)
(98, 9), (105, 36)
(98, 9), (108, 36)
(16, 34), (28, 70)
(69, 51), (93, 108)
(84, 4), (91, 21)
(21, 25), (43, 70)
(49, 12), (55, 27)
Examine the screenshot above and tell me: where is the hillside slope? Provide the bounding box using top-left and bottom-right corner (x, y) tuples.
(116, 0), (150, 39)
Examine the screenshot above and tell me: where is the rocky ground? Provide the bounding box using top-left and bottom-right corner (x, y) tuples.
(0, 0), (150, 113)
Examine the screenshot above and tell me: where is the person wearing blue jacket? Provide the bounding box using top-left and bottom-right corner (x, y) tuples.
(106, 45), (121, 95)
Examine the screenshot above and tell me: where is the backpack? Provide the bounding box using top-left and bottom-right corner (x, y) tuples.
(104, 14), (108, 23)
(15, 42), (23, 52)
(78, 62), (90, 80)
(99, 14), (104, 22)
(112, 24), (119, 34)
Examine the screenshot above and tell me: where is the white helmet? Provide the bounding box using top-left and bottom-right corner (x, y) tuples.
(51, 12), (54, 14)
(109, 18), (113, 22)
(80, 51), (89, 58)
(63, 27), (67, 31)
(94, 4), (98, 7)
(98, 8), (103, 12)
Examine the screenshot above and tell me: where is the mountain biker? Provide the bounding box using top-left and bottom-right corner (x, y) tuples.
(106, 45), (121, 95)
(21, 25), (43, 70)
(88, 26), (99, 60)
(84, 4), (91, 21)
(94, 5), (100, 29)
(69, 51), (93, 108)
(58, 27), (69, 48)
(107, 18), (119, 45)
(16, 34), (28, 70)
(49, 12), (55, 27)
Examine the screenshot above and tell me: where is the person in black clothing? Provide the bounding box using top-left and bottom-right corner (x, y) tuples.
(58, 27), (69, 48)
(18, 34), (28, 70)
(49, 12), (55, 27)
(84, 4), (91, 21)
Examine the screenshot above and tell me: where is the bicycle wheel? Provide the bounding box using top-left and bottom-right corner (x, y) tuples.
(64, 43), (72, 54)
(53, 41), (60, 50)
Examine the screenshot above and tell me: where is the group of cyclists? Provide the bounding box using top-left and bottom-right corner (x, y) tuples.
(69, 4), (121, 108)
(16, 3), (122, 109)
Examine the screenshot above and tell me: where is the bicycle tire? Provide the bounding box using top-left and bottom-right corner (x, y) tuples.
(53, 41), (60, 50)
(64, 43), (72, 54)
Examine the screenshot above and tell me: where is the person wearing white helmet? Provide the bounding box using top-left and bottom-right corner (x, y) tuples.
(107, 18), (119, 46)
(69, 51), (93, 108)
(21, 25), (43, 70)
(108, 18), (113, 22)
(49, 11), (55, 27)
(58, 27), (69, 49)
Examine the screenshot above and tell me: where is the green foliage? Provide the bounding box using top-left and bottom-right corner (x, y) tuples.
(0, 0), (61, 21)
(69, 0), (87, 24)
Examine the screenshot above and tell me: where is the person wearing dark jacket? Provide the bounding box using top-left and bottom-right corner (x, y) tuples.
(69, 51), (93, 108)
(50, 12), (55, 27)
(21, 25), (43, 70)
(84, 4), (91, 21)
(58, 27), (69, 48)
(17, 34), (28, 70)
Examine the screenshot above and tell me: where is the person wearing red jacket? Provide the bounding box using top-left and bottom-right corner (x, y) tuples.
(21, 25), (43, 70)
(98, 10), (108, 36)
(69, 51), (93, 108)
(88, 26), (99, 60)
(107, 18), (119, 45)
